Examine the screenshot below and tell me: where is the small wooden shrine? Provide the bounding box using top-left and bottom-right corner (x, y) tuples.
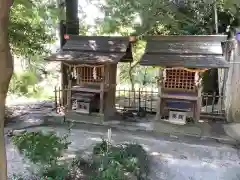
(140, 35), (229, 124)
(45, 35), (133, 121)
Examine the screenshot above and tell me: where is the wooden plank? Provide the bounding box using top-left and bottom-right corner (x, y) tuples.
(71, 87), (105, 93)
(160, 93), (198, 101)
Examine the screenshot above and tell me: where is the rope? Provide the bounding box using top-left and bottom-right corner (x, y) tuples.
(93, 67), (97, 80)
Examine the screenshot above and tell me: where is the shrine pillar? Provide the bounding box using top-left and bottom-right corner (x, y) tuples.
(155, 68), (163, 121)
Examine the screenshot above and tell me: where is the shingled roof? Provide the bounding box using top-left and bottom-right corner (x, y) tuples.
(45, 35), (133, 64)
(140, 35), (229, 68)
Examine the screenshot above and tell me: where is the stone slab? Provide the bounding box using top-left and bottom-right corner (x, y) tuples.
(65, 111), (105, 124)
(153, 121), (202, 137)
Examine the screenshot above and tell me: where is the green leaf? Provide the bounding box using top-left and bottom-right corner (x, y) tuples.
(9, 0), (58, 58)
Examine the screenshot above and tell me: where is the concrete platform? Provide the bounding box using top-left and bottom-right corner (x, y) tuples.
(223, 123), (240, 142)
(43, 112), (236, 145)
(5, 100), (237, 146)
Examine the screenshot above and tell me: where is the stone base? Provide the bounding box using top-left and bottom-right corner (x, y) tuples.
(163, 119), (186, 125)
(44, 114), (65, 124)
(153, 120), (202, 137)
(65, 111), (105, 124)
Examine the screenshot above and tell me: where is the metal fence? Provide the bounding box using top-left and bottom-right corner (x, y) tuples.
(115, 88), (158, 113)
(54, 87), (226, 120)
(115, 88), (226, 119)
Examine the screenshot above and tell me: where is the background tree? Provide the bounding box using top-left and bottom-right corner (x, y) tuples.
(9, 0), (58, 71)
(92, 0), (240, 88)
(97, 0), (240, 35)
(6, 0), (59, 98)
(1, 0), (58, 179)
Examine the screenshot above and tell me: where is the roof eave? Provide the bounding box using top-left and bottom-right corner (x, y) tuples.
(139, 62), (229, 69)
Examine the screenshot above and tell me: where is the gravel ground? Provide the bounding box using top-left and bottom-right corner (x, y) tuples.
(6, 125), (240, 180)
(5, 101), (240, 180)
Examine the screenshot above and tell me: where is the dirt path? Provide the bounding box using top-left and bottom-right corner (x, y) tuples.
(4, 101), (240, 180)
(6, 125), (240, 180)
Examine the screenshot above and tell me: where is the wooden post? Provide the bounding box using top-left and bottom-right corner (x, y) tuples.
(58, 86), (61, 107)
(60, 62), (64, 107)
(99, 65), (105, 115)
(54, 86), (57, 113)
(102, 64), (118, 119)
(196, 84), (202, 123)
(67, 66), (72, 110)
(138, 88), (141, 111)
(76, 67), (80, 84)
(150, 88), (153, 113)
(100, 82), (104, 114)
(155, 68), (163, 121)
(111, 64), (117, 112)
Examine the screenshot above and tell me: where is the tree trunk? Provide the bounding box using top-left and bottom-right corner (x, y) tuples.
(0, 0), (14, 179)
(65, 0), (79, 34)
(129, 62), (139, 91)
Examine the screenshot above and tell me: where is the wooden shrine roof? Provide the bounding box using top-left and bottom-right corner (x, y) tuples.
(140, 35), (229, 68)
(45, 35), (133, 64)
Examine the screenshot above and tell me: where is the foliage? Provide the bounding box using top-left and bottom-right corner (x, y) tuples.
(11, 175), (24, 180)
(8, 71), (39, 96)
(8, 0), (59, 84)
(11, 131), (70, 165)
(70, 139), (150, 180)
(118, 39), (158, 87)
(11, 131), (149, 180)
(9, 0), (58, 58)
(118, 40), (157, 87)
(92, 140), (150, 180)
(10, 126), (74, 180)
(40, 164), (69, 180)
(91, 0), (240, 89)
(96, 0), (240, 36)
(93, 138), (109, 155)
